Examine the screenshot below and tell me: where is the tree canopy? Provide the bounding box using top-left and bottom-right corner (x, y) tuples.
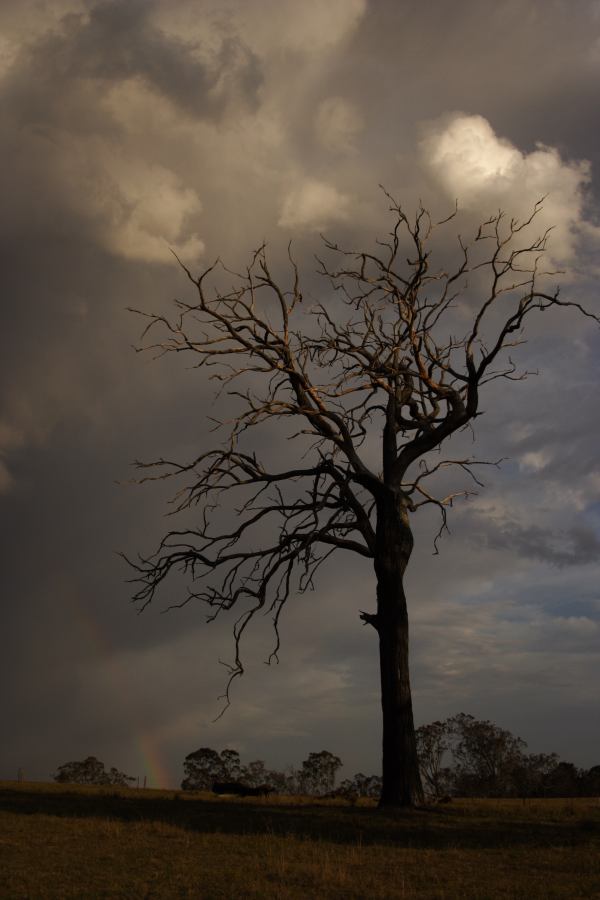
(53, 756), (134, 787)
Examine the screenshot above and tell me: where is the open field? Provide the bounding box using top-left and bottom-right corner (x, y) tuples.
(1, 782), (599, 898)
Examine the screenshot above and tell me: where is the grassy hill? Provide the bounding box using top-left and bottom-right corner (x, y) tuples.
(1, 781), (599, 898)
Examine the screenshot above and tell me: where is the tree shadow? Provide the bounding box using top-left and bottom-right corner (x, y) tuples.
(1, 787), (598, 850)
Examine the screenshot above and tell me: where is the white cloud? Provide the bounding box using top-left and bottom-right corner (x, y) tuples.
(421, 113), (594, 264)
(59, 141), (205, 263)
(519, 450), (552, 473)
(101, 159), (205, 264)
(278, 178), (350, 231)
(424, 115), (520, 194)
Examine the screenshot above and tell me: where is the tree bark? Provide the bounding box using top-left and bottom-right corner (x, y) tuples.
(374, 490), (424, 808)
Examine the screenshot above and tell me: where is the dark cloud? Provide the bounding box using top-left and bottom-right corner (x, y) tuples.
(1, 0), (599, 786)
(472, 516), (600, 567)
(6, 0), (263, 125)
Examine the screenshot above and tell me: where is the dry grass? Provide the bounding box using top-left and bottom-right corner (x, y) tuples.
(1, 782), (599, 898)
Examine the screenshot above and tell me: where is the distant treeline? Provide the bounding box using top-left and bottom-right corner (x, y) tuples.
(51, 714), (600, 799)
(181, 748), (345, 797)
(53, 757), (134, 787)
(416, 713), (600, 799)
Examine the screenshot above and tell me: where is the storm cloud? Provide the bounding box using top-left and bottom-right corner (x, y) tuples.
(1, 0), (599, 786)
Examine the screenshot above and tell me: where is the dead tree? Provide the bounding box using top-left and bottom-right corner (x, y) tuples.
(125, 195), (597, 807)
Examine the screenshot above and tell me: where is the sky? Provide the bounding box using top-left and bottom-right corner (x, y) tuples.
(1, 0), (599, 789)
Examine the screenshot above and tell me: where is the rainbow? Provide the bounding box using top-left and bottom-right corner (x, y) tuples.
(136, 733), (173, 790)
(61, 587), (175, 790)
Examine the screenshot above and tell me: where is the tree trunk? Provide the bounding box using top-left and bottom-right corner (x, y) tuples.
(374, 490), (424, 808)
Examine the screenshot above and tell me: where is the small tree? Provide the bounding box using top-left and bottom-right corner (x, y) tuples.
(511, 752), (560, 798)
(299, 750), (343, 795)
(544, 761), (582, 797)
(448, 713), (527, 797)
(339, 772), (382, 799)
(53, 756), (134, 787)
(416, 720), (453, 798)
(127, 196), (598, 807)
(240, 759), (268, 787)
(580, 765), (600, 797)
(219, 748), (242, 781)
(270, 766), (299, 795)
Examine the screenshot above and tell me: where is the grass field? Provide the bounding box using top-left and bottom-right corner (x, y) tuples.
(1, 782), (599, 898)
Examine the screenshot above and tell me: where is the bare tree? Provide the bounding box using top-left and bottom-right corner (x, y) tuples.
(125, 194), (597, 807)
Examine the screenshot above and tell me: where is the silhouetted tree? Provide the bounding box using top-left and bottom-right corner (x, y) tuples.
(545, 761), (582, 797)
(416, 720), (453, 798)
(127, 195), (598, 806)
(415, 714), (586, 799)
(268, 766), (299, 795)
(54, 756), (134, 787)
(299, 750), (343, 795)
(240, 759), (268, 787)
(338, 772), (382, 799)
(181, 747), (242, 791)
(219, 748), (242, 781)
(182, 747), (218, 790)
(448, 713), (527, 797)
(580, 765), (600, 797)
(511, 752), (560, 798)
